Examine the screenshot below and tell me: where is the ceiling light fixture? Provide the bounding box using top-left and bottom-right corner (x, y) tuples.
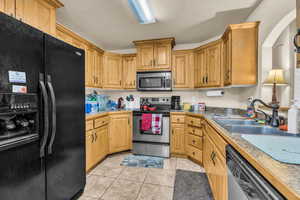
(128, 0), (156, 24)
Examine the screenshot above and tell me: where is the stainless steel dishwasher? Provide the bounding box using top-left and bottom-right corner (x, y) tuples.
(226, 145), (286, 200)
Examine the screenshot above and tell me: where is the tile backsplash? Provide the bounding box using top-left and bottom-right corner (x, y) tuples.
(86, 87), (258, 110)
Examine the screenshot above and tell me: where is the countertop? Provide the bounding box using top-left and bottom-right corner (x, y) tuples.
(86, 109), (300, 199)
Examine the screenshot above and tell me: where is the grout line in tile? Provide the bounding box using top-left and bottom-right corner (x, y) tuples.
(135, 169), (149, 200)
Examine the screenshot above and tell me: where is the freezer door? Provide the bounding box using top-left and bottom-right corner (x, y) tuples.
(0, 13), (44, 93)
(44, 35), (86, 200)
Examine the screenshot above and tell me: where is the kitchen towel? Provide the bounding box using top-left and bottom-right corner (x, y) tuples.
(141, 113), (152, 131)
(152, 114), (162, 135)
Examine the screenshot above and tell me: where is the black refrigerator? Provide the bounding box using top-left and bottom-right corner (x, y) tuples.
(0, 12), (86, 200)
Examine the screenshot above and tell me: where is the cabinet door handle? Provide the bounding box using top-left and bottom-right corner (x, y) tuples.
(133, 80), (136, 86)
(95, 133), (97, 141)
(91, 133), (94, 143)
(192, 140), (195, 144)
(172, 130), (174, 135)
(206, 76), (208, 83)
(120, 80), (122, 85)
(202, 77), (205, 84)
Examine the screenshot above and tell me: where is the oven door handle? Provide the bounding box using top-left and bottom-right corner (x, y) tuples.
(39, 74), (49, 158)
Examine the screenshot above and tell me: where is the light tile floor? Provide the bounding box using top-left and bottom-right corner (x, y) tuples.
(80, 152), (205, 200)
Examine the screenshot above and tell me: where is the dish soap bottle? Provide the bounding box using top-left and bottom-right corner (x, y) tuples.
(288, 100), (300, 134)
(246, 97), (255, 118)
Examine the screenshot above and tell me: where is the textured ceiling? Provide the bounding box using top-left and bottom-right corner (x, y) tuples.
(57, 0), (262, 50)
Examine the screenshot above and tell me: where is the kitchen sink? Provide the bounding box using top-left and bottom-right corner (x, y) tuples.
(213, 117), (298, 136)
(223, 125), (286, 135)
(214, 118), (260, 126)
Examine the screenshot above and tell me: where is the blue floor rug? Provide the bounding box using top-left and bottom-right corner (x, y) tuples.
(121, 155), (164, 168)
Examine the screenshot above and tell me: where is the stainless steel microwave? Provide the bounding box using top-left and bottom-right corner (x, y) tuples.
(137, 71), (172, 91)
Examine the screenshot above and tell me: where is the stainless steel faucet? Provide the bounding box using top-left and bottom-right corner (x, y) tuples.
(250, 99), (280, 127)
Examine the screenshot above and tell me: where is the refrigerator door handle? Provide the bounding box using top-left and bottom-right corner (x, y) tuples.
(46, 75), (57, 155)
(39, 74), (49, 158)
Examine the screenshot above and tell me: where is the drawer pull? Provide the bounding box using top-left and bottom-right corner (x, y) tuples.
(192, 140), (195, 144)
(192, 152), (195, 155)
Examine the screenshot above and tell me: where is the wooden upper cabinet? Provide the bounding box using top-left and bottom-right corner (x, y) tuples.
(122, 54), (136, 89)
(194, 48), (206, 88)
(85, 47), (94, 87)
(0, 0), (16, 17)
(15, 0), (63, 36)
(154, 40), (172, 69)
(206, 42), (222, 87)
(103, 52), (123, 89)
(172, 50), (194, 88)
(222, 21), (259, 86)
(94, 51), (103, 88)
(134, 38), (175, 71)
(223, 32), (232, 86)
(136, 41), (154, 70)
(195, 41), (222, 88)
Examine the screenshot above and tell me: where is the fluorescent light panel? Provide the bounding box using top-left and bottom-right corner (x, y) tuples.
(128, 0), (156, 24)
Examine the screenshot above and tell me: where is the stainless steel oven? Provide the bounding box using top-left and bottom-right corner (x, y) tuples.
(132, 97), (171, 158)
(137, 71), (172, 91)
(133, 111), (170, 158)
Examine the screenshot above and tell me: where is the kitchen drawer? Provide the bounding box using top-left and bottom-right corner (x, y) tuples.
(171, 115), (185, 124)
(205, 122), (227, 158)
(187, 134), (203, 150)
(186, 116), (202, 127)
(186, 126), (203, 136)
(86, 120), (94, 131)
(187, 145), (203, 163)
(94, 117), (109, 128)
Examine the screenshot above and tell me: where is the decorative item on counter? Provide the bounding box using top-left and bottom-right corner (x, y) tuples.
(117, 97), (125, 109)
(263, 69), (288, 105)
(288, 100), (300, 134)
(198, 103), (206, 111)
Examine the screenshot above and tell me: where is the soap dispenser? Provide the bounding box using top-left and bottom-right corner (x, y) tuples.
(288, 100), (300, 134)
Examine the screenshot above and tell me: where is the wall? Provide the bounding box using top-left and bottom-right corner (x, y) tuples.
(270, 21), (296, 106)
(246, 0), (295, 107)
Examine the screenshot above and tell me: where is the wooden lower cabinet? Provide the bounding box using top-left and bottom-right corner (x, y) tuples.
(108, 113), (132, 154)
(86, 130), (94, 172)
(171, 124), (185, 155)
(85, 125), (109, 172)
(203, 122), (228, 200)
